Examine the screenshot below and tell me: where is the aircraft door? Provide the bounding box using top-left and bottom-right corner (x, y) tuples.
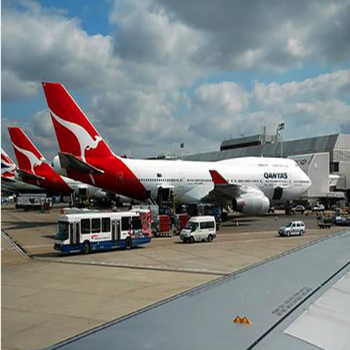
(179, 173), (186, 188)
(117, 172), (123, 184)
(272, 187), (283, 200)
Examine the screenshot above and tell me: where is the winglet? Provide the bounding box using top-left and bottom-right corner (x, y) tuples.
(209, 170), (228, 185)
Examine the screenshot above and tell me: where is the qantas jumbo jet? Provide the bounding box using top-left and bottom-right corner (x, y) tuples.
(1, 148), (42, 193)
(42, 82), (311, 214)
(8, 127), (112, 201)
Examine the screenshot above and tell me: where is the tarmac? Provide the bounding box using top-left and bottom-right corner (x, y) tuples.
(1, 203), (346, 350)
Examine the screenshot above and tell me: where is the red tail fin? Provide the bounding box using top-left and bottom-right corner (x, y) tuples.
(8, 127), (45, 172)
(42, 82), (113, 161)
(8, 127), (72, 194)
(1, 148), (17, 178)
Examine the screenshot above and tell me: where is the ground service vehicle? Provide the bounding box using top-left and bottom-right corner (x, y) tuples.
(54, 210), (152, 254)
(16, 194), (51, 210)
(180, 216), (216, 243)
(312, 204), (325, 212)
(278, 221), (305, 237)
(294, 205), (305, 214)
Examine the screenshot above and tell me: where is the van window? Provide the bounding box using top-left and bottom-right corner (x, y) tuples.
(200, 221), (215, 229)
(92, 218), (101, 233)
(102, 218), (111, 232)
(81, 219), (91, 234)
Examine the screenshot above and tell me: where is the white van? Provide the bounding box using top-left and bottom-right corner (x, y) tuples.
(180, 216), (216, 243)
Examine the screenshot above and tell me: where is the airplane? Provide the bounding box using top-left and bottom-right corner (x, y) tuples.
(7, 126), (119, 203)
(42, 82), (312, 215)
(1, 148), (43, 193)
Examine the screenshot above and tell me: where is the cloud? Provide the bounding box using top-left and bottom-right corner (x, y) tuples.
(1, 1), (122, 102)
(2, 0), (350, 161)
(154, 0), (350, 70)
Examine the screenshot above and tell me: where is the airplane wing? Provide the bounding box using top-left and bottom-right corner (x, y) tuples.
(205, 170), (265, 202)
(59, 152), (104, 175)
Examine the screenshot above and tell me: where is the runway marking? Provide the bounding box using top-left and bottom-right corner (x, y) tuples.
(1, 231), (28, 259)
(23, 244), (53, 249)
(34, 257), (229, 276)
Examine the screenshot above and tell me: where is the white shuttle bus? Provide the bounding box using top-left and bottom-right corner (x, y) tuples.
(54, 209), (152, 254)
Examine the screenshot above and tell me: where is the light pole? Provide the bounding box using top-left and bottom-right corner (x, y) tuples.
(277, 123), (285, 158)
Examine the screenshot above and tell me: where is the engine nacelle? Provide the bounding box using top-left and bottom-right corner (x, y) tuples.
(52, 155), (67, 177)
(232, 193), (270, 214)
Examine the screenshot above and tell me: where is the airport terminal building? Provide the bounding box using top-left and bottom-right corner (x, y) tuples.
(185, 133), (350, 204)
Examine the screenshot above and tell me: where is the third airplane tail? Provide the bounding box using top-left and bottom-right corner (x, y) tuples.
(42, 82), (114, 163)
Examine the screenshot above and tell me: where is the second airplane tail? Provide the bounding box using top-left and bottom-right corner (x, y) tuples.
(8, 127), (45, 173)
(42, 82), (114, 162)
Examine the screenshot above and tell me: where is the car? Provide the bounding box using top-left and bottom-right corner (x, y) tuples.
(312, 204), (325, 212)
(294, 205), (305, 214)
(278, 221), (305, 237)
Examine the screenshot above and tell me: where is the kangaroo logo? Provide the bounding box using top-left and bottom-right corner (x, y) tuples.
(1, 151), (16, 174)
(12, 143), (43, 173)
(50, 109), (102, 162)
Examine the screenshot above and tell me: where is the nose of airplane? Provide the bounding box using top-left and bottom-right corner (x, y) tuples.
(301, 170), (312, 193)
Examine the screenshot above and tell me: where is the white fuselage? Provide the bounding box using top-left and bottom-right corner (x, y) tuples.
(123, 156), (311, 204)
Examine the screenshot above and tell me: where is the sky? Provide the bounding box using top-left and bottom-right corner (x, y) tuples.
(2, 0), (350, 161)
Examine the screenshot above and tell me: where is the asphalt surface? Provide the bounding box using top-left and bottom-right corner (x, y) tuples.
(47, 230), (350, 350)
(1, 203), (347, 350)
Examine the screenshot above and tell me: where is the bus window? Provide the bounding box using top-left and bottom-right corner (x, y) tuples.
(81, 219), (91, 234)
(102, 218), (111, 232)
(132, 216), (141, 230)
(122, 217), (131, 231)
(92, 218), (101, 233)
(56, 222), (69, 240)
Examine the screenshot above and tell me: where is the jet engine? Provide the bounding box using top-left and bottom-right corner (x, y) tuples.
(232, 193), (270, 214)
(52, 155), (67, 177)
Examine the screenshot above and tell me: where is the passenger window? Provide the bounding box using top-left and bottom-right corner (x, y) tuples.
(208, 221), (215, 229)
(122, 217), (131, 231)
(102, 218), (111, 232)
(81, 219), (91, 234)
(92, 218), (101, 233)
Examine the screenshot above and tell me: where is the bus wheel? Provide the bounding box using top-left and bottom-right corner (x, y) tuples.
(125, 237), (132, 250)
(208, 234), (213, 242)
(83, 241), (90, 254)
